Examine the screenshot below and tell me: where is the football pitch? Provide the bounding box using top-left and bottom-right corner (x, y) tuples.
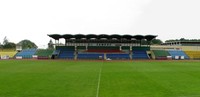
(0, 60), (200, 97)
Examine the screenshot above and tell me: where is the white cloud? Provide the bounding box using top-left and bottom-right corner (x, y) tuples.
(134, 0), (200, 41)
(0, 0), (199, 48)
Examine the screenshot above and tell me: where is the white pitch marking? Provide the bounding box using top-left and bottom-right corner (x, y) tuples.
(96, 63), (102, 97)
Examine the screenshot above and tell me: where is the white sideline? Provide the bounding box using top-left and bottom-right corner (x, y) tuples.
(96, 63), (102, 97)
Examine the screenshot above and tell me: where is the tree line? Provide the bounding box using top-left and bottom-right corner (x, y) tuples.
(165, 38), (200, 42)
(0, 36), (38, 49)
(0, 36), (54, 50)
(0, 36), (164, 50)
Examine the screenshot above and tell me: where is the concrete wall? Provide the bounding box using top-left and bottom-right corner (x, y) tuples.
(150, 45), (200, 51)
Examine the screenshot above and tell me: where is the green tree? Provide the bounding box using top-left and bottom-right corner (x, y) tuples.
(3, 42), (16, 49)
(165, 38), (200, 42)
(180, 38), (186, 41)
(151, 39), (163, 45)
(2, 36), (16, 49)
(18, 39), (37, 49)
(48, 39), (54, 49)
(3, 36), (9, 45)
(0, 42), (3, 49)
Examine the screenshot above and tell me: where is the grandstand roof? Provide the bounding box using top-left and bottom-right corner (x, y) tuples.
(62, 34), (73, 39)
(48, 34), (62, 40)
(48, 34), (157, 41)
(86, 34), (98, 39)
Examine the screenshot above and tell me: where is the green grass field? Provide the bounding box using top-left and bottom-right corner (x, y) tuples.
(0, 60), (200, 97)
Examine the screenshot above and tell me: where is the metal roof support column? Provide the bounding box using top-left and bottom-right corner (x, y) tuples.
(58, 39), (60, 46)
(55, 39), (59, 46)
(65, 39), (67, 46)
(55, 39), (56, 46)
(148, 40), (151, 47)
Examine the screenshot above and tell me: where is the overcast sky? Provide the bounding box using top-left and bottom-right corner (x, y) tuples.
(0, 0), (200, 48)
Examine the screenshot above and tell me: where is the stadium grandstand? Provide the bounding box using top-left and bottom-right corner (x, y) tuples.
(0, 49), (17, 59)
(48, 34), (157, 60)
(1, 34), (200, 60)
(162, 41), (200, 46)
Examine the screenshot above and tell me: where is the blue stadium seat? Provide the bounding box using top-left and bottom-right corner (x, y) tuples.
(168, 50), (189, 59)
(77, 53), (104, 59)
(106, 53), (130, 59)
(56, 47), (75, 59)
(132, 50), (149, 59)
(15, 48), (37, 59)
(52, 50), (60, 55)
(58, 51), (74, 59)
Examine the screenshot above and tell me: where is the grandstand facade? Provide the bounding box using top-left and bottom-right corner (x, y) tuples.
(48, 34), (157, 60)
(162, 41), (200, 46)
(1, 34), (200, 60)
